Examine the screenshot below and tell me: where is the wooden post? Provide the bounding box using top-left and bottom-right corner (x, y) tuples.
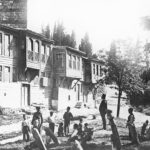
(107, 109), (121, 150)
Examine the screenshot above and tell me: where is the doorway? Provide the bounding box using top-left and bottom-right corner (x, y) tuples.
(21, 84), (30, 106)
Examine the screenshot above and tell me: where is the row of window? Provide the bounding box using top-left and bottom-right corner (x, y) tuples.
(0, 65), (17, 82)
(93, 63), (102, 76)
(68, 54), (80, 70)
(55, 53), (81, 70)
(28, 38), (51, 63)
(0, 33), (17, 57)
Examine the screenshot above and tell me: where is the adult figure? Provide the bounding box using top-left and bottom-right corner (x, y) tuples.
(126, 108), (139, 145)
(32, 106), (43, 133)
(99, 94), (107, 130)
(63, 106), (73, 136)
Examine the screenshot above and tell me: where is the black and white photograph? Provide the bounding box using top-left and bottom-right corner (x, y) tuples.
(0, 0), (150, 149)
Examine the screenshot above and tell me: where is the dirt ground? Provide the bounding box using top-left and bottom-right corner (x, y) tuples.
(1, 86), (150, 150)
(0, 116), (149, 150)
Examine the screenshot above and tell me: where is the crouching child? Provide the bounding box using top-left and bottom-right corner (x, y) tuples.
(68, 124), (79, 142)
(81, 123), (93, 144)
(58, 122), (64, 137)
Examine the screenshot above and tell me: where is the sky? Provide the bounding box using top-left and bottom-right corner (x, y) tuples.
(28, 0), (150, 52)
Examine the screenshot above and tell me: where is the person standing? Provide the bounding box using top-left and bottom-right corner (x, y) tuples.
(126, 108), (139, 145)
(48, 111), (55, 133)
(31, 106), (43, 133)
(22, 114), (30, 142)
(63, 106), (73, 136)
(99, 94), (107, 130)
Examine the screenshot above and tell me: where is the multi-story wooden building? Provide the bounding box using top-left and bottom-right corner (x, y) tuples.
(0, 24), (53, 108)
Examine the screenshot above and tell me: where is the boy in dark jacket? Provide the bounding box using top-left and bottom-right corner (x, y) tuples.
(63, 107), (73, 136)
(99, 94), (107, 130)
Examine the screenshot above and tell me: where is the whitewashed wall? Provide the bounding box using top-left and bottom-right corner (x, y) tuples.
(30, 85), (49, 107)
(0, 82), (21, 108)
(57, 87), (77, 110)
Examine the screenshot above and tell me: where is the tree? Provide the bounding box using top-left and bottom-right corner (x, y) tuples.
(79, 33), (92, 57)
(62, 31), (76, 48)
(52, 21), (65, 45)
(41, 24), (51, 39)
(106, 41), (144, 117)
(52, 22), (76, 48)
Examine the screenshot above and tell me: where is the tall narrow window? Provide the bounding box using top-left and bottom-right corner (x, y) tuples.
(0, 66), (2, 81)
(35, 41), (39, 61)
(41, 44), (45, 63)
(56, 53), (64, 67)
(93, 64), (95, 74)
(13, 67), (17, 82)
(28, 38), (33, 61)
(0, 33), (2, 55)
(77, 57), (80, 70)
(96, 65), (99, 75)
(12, 36), (17, 57)
(100, 66), (102, 76)
(46, 46), (50, 56)
(4, 66), (10, 82)
(4, 34), (10, 56)
(73, 56), (76, 69)
(28, 38), (33, 51)
(81, 84), (83, 93)
(69, 54), (72, 68)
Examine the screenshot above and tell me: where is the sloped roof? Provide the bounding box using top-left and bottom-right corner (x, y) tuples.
(53, 46), (86, 56)
(0, 24), (54, 44)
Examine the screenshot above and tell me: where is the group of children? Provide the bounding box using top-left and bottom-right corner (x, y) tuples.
(58, 107), (93, 144)
(68, 118), (93, 144)
(21, 106), (93, 144)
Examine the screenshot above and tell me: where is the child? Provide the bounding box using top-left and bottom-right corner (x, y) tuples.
(58, 122), (64, 137)
(141, 120), (149, 138)
(68, 124), (79, 142)
(63, 107), (73, 136)
(48, 111), (55, 133)
(22, 114), (30, 142)
(126, 108), (139, 145)
(83, 123), (93, 141)
(78, 118), (83, 137)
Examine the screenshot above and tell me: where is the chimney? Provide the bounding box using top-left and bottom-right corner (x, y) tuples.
(0, 0), (27, 28)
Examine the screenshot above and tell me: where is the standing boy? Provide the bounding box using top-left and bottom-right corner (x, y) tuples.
(22, 114), (30, 142)
(63, 107), (73, 136)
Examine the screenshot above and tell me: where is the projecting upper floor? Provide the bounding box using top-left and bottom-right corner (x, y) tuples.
(24, 30), (53, 70)
(53, 46), (85, 79)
